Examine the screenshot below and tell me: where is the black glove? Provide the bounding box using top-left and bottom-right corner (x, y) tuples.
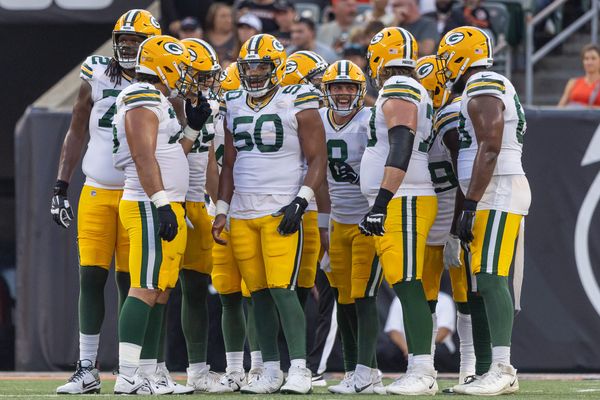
(157, 204), (178, 242)
(51, 180), (74, 228)
(185, 94), (212, 131)
(358, 188), (393, 236)
(272, 196), (308, 235)
(333, 161), (360, 184)
(457, 199), (477, 243)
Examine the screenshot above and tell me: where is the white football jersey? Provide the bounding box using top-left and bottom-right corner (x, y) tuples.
(113, 82), (189, 202)
(321, 107), (371, 225)
(223, 84), (320, 218)
(457, 71), (526, 181)
(360, 75), (435, 206)
(80, 55), (131, 189)
(186, 97), (219, 202)
(427, 97), (461, 246)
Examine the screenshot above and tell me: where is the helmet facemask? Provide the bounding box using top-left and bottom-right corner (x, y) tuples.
(238, 59), (277, 98)
(191, 68), (221, 97)
(113, 33), (146, 70)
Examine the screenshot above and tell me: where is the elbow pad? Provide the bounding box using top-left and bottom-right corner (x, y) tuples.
(385, 125), (415, 172)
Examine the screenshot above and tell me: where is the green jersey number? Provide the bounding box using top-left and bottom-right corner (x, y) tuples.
(232, 114), (284, 152)
(98, 89), (121, 128)
(428, 160), (459, 193)
(418, 103), (436, 152)
(458, 112), (472, 149)
(327, 139), (349, 182)
(190, 115), (215, 154)
(367, 106), (377, 147)
(514, 94), (526, 144)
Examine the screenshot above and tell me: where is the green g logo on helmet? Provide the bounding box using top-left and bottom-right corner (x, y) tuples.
(164, 42), (184, 55)
(445, 32), (465, 46)
(417, 62), (434, 79)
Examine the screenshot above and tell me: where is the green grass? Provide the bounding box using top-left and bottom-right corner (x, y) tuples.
(1, 379), (600, 399)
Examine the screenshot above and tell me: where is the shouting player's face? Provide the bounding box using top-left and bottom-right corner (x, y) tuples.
(329, 82), (359, 111)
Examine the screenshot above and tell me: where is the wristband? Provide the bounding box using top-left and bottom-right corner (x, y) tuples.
(150, 190), (170, 208)
(297, 185), (315, 203)
(216, 200), (230, 216)
(372, 188), (394, 213)
(183, 125), (201, 142)
(463, 199), (478, 211)
(318, 213), (330, 229)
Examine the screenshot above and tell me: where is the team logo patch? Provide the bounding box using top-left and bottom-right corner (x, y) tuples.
(220, 69), (228, 81)
(150, 16), (161, 29)
(272, 39), (284, 51)
(370, 32), (384, 45)
(285, 60), (298, 74)
(188, 48), (198, 62)
(445, 32), (465, 45)
(417, 62), (434, 79)
(164, 42), (184, 55)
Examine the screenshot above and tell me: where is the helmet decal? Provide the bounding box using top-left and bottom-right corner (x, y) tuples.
(445, 32), (465, 45)
(285, 60), (298, 74)
(164, 42), (184, 55)
(370, 32), (384, 45)
(150, 16), (161, 29)
(272, 39), (284, 52)
(417, 62), (434, 78)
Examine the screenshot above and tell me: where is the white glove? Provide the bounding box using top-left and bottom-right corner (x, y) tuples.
(443, 234), (462, 269)
(319, 251), (331, 273)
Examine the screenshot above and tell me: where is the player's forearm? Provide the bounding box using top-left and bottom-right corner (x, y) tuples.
(436, 327), (452, 343)
(465, 142), (499, 201)
(388, 331), (409, 356)
(179, 137), (194, 155)
(303, 153), (327, 192)
(315, 181), (331, 214)
(56, 129), (87, 182)
(133, 155), (166, 198)
(380, 166), (406, 195)
(451, 186), (465, 234)
(205, 148), (219, 204)
(217, 165), (234, 204)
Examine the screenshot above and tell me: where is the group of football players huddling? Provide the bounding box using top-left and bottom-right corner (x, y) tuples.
(50, 7), (530, 397)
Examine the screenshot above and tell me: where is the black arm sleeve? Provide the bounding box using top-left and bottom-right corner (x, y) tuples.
(385, 125), (415, 172)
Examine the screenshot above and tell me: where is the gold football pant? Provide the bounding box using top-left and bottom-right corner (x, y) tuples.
(119, 200), (186, 291)
(77, 185), (129, 271)
(328, 220), (381, 304)
(211, 229), (251, 297)
(230, 215), (303, 293)
(298, 211), (320, 288)
(374, 196), (437, 285)
(182, 201), (213, 274)
(421, 245), (469, 303)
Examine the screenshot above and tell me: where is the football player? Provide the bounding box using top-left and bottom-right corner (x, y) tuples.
(317, 60), (384, 395)
(438, 26), (530, 396)
(111, 35), (210, 395)
(212, 34), (327, 394)
(416, 55), (477, 386)
(359, 27), (438, 395)
(52, 10), (160, 395)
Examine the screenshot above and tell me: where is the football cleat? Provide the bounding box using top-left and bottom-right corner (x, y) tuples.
(311, 372), (327, 387)
(373, 369), (386, 395)
(462, 363), (519, 396)
(114, 372), (163, 395)
(445, 374), (479, 394)
(280, 366), (312, 394)
(241, 369), (284, 394)
(186, 365), (223, 392)
(247, 367), (263, 385)
(353, 368), (386, 395)
(208, 369), (246, 393)
(154, 364), (194, 394)
(56, 360), (101, 394)
(328, 371), (354, 394)
(386, 368), (438, 396)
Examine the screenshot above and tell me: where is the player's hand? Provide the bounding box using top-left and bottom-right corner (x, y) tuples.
(51, 180), (74, 228)
(457, 199), (477, 244)
(185, 93), (212, 131)
(443, 234), (462, 269)
(212, 214), (228, 245)
(157, 204), (178, 242)
(358, 207), (387, 236)
(332, 161), (360, 185)
(272, 196), (308, 235)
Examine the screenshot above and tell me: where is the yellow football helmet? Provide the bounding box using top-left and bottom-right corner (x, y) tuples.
(219, 62), (241, 93)
(321, 60), (366, 115)
(281, 51), (328, 89)
(367, 27), (418, 88)
(181, 38), (221, 95)
(416, 56), (449, 109)
(238, 34), (287, 97)
(136, 35), (193, 97)
(437, 26), (493, 85)
(113, 9), (161, 69)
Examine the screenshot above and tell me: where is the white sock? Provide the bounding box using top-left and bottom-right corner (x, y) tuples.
(290, 359), (306, 369)
(226, 352), (244, 372)
(457, 312), (476, 376)
(431, 312), (438, 363)
(139, 359), (157, 376)
(188, 362), (208, 374)
(412, 354), (433, 372)
(407, 354), (414, 372)
(250, 351), (263, 370)
(79, 333), (100, 365)
(492, 346), (511, 365)
(354, 364), (372, 385)
(119, 342), (142, 378)
(264, 361), (281, 375)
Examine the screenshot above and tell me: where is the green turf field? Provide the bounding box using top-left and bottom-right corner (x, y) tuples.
(1, 378), (600, 399)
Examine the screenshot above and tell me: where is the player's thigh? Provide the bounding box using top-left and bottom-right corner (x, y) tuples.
(157, 203), (187, 290)
(230, 218), (266, 293)
(328, 221), (354, 304)
(470, 210), (522, 276)
(261, 215), (302, 290)
(182, 201), (214, 274)
(77, 186), (120, 269)
(298, 211), (320, 288)
(351, 230), (381, 300)
(211, 229), (243, 295)
(422, 245), (444, 302)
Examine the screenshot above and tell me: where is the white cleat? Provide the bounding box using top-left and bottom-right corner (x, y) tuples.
(386, 369), (438, 396)
(56, 360), (101, 394)
(328, 371), (354, 394)
(462, 363), (519, 396)
(186, 365), (223, 393)
(373, 369), (387, 395)
(114, 372), (165, 395)
(451, 374), (479, 394)
(280, 366), (313, 394)
(247, 367), (263, 385)
(208, 369), (247, 393)
(353, 369), (386, 395)
(312, 373), (327, 387)
(154, 364), (194, 394)
(241, 369), (284, 394)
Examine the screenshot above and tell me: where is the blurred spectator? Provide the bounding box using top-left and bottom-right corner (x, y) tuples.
(288, 17), (339, 64)
(444, 0), (491, 35)
(423, 0), (457, 36)
(389, 0), (438, 56)
(236, 0), (279, 34)
(178, 16), (203, 39)
(272, 0), (296, 48)
(559, 44), (600, 108)
(317, 0), (358, 52)
(205, 2), (237, 65)
(232, 13), (262, 60)
(355, 0), (394, 26)
(161, 0), (211, 36)
(384, 292), (456, 359)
